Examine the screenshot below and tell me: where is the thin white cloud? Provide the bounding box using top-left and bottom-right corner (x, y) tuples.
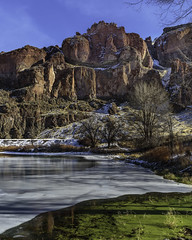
(0, 6), (55, 52)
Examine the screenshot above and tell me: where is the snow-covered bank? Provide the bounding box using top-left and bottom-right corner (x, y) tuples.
(0, 151), (91, 156)
(0, 138), (79, 147)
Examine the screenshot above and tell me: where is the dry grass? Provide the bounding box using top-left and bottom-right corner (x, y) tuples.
(0, 145), (24, 152)
(173, 156), (192, 169)
(46, 144), (86, 152)
(142, 146), (171, 163)
(0, 144), (87, 153)
(0, 144), (40, 152)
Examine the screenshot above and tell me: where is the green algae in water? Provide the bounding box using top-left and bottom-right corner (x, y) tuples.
(1, 192), (192, 240)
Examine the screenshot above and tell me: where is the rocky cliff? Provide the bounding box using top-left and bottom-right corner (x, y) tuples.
(0, 21), (192, 138)
(0, 21), (153, 101)
(154, 23), (192, 67)
(151, 23), (192, 107)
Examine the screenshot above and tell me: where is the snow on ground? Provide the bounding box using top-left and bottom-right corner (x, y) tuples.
(37, 121), (83, 146)
(0, 103), (115, 147)
(96, 103), (112, 114)
(175, 108), (192, 124)
(0, 138), (79, 148)
(153, 59), (172, 88)
(1, 102), (192, 148)
(94, 63), (121, 71)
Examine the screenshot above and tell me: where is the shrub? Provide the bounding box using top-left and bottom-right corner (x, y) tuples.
(164, 172), (177, 181)
(142, 146), (171, 163)
(173, 156), (191, 169)
(0, 145), (22, 152)
(46, 144), (86, 152)
(0, 144), (86, 153)
(78, 137), (92, 147)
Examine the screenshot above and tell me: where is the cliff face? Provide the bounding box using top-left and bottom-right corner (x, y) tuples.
(0, 21), (153, 102)
(62, 21), (152, 68)
(0, 45), (47, 89)
(154, 23), (192, 67)
(1, 21), (192, 138)
(152, 23), (192, 107)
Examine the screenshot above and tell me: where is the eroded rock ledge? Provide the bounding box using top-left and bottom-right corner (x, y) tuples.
(1, 21), (192, 138)
(0, 21), (153, 101)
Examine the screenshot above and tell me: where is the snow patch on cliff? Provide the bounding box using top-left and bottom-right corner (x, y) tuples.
(153, 59), (171, 88)
(162, 67), (171, 87)
(94, 63), (120, 71)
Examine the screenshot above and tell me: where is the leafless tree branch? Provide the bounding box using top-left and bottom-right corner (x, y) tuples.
(125, 0), (192, 25)
(128, 79), (170, 146)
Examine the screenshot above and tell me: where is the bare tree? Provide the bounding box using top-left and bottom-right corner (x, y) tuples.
(166, 114), (174, 155)
(126, 0), (192, 25)
(80, 118), (101, 148)
(101, 116), (122, 148)
(129, 79), (170, 146)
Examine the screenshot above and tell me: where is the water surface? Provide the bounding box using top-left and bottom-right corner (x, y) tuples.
(0, 154), (191, 233)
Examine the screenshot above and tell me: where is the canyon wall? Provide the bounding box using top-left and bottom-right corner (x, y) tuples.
(1, 21), (192, 138)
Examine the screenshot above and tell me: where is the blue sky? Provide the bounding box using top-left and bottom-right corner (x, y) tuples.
(0, 0), (186, 52)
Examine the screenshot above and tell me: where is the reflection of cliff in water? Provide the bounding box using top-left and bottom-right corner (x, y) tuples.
(0, 155), (97, 179)
(3, 192), (192, 240)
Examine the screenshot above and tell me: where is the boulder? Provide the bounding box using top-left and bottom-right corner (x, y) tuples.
(62, 36), (90, 63)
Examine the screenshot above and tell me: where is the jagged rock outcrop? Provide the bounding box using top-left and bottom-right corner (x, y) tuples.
(154, 23), (192, 67)
(0, 90), (93, 138)
(1, 21), (192, 139)
(61, 21), (153, 99)
(62, 21), (153, 68)
(0, 45), (46, 89)
(145, 36), (157, 60)
(0, 21), (153, 102)
(168, 59), (192, 106)
(150, 23), (192, 107)
(74, 67), (96, 99)
(95, 62), (145, 98)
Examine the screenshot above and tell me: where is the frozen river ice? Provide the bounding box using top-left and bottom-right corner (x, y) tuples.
(0, 153), (191, 233)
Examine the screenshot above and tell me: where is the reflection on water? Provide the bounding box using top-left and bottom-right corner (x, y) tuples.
(0, 154), (191, 234)
(0, 155), (96, 178)
(2, 192), (192, 240)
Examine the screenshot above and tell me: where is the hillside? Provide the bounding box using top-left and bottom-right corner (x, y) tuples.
(0, 21), (192, 139)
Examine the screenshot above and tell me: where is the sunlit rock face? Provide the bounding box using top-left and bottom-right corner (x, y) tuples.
(151, 23), (192, 107)
(61, 21), (153, 99)
(1, 21), (192, 107)
(154, 23), (192, 67)
(0, 21), (153, 101)
(168, 59), (192, 106)
(62, 21), (153, 68)
(0, 21), (154, 139)
(0, 45), (47, 89)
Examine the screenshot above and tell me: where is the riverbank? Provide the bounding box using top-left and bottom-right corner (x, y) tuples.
(0, 153), (191, 234)
(1, 140), (192, 186)
(1, 191), (192, 240)
(125, 146), (192, 185)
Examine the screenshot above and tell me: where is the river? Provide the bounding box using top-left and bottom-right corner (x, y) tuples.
(0, 153), (191, 233)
